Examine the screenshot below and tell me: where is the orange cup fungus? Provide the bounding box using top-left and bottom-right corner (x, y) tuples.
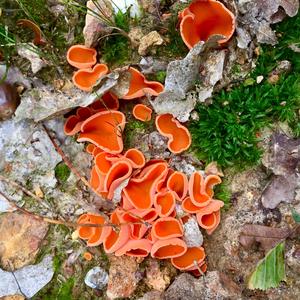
(73, 63), (109, 92)
(89, 92), (119, 112)
(156, 114), (191, 154)
(122, 67), (164, 100)
(171, 246), (205, 270)
(78, 111), (126, 154)
(132, 104), (153, 122)
(179, 0), (236, 49)
(67, 45), (97, 69)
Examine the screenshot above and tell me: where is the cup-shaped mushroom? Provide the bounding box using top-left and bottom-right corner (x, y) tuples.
(89, 166), (106, 196)
(64, 107), (93, 136)
(132, 104), (153, 122)
(124, 148), (146, 169)
(89, 92), (119, 112)
(78, 111), (126, 154)
(73, 64), (109, 92)
(204, 174), (222, 197)
(103, 210), (130, 253)
(67, 45), (97, 69)
(77, 213), (111, 247)
(154, 191), (176, 217)
(122, 67), (164, 100)
(121, 192), (134, 210)
(123, 162), (168, 210)
(151, 238), (187, 259)
(151, 217), (183, 240)
(86, 143), (96, 154)
(167, 171), (188, 201)
(189, 172), (211, 207)
(180, 0), (235, 49)
(171, 246), (205, 270)
(156, 114), (191, 154)
(115, 239), (152, 257)
(104, 160), (133, 200)
(182, 196), (202, 214)
(95, 152), (115, 175)
(196, 199), (224, 234)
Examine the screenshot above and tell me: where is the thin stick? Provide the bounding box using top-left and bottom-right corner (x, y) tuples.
(0, 174), (50, 209)
(0, 190), (144, 229)
(42, 124), (92, 190)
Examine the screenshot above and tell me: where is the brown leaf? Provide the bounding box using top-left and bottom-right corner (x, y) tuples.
(17, 19), (46, 46)
(239, 224), (291, 252)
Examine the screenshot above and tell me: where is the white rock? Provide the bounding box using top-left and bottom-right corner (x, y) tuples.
(112, 0), (141, 18)
(183, 217), (203, 247)
(85, 266), (109, 289)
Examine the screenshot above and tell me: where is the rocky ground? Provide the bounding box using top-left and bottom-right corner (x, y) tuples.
(0, 0), (299, 299)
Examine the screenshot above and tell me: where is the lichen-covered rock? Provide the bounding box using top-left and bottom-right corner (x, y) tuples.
(84, 267), (109, 290)
(106, 255), (141, 299)
(164, 272), (242, 300)
(182, 217), (203, 247)
(0, 212), (49, 270)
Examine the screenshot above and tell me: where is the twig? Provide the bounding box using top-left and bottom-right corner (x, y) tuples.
(0, 190), (144, 229)
(42, 124), (92, 190)
(0, 174), (50, 209)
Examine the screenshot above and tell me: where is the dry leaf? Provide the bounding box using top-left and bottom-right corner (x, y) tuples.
(205, 161), (224, 177)
(239, 224), (291, 252)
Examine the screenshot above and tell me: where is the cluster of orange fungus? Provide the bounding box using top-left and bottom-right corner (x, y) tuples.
(156, 114), (191, 154)
(67, 44), (108, 91)
(122, 67), (164, 100)
(179, 0), (236, 49)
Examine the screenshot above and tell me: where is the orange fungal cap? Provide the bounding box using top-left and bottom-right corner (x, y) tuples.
(151, 238), (187, 259)
(171, 246), (205, 270)
(151, 217), (183, 240)
(67, 45), (97, 69)
(132, 104), (153, 122)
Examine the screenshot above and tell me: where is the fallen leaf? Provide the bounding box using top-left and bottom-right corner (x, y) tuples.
(261, 174), (297, 209)
(292, 209), (300, 223)
(248, 242), (286, 290)
(17, 19), (46, 46)
(239, 224), (290, 252)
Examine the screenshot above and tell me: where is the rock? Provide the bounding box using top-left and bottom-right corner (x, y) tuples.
(182, 217), (203, 247)
(205, 161), (224, 177)
(138, 291), (163, 300)
(139, 57), (168, 75)
(151, 36), (225, 122)
(237, 0), (299, 45)
(273, 60), (292, 74)
(0, 193), (15, 213)
(139, 0), (161, 14)
(261, 174), (298, 209)
(0, 212), (49, 270)
(0, 119), (61, 190)
(0, 256), (54, 298)
(83, 0), (113, 48)
(138, 31), (164, 56)
(106, 255), (141, 299)
(84, 266), (109, 290)
(15, 72), (120, 122)
(0, 66), (31, 89)
(262, 133), (300, 176)
(236, 27), (252, 49)
(0, 295), (25, 300)
(128, 27), (144, 46)
(256, 75), (264, 84)
(145, 259), (171, 292)
(164, 272), (242, 300)
(267, 74), (279, 84)
(17, 44), (46, 74)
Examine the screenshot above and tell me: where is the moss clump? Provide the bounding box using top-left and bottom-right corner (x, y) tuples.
(55, 163), (71, 183)
(123, 120), (151, 149)
(214, 182), (231, 210)
(190, 13), (300, 168)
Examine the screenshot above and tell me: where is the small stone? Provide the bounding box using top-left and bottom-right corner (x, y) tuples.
(138, 31), (164, 56)
(138, 291), (163, 300)
(128, 27), (144, 47)
(256, 75), (264, 84)
(165, 272), (242, 300)
(267, 74), (279, 84)
(106, 255), (141, 299)
(145, 259), (171, 292)
(17, 44), (46, 74)
(205, 161), (224, 177)
(84, 267), (109, 290)
(83, 0), (113, 48)
(190, 110), (199, 121)
(0, 212), (48, 270)
(182, 217), (203, 247)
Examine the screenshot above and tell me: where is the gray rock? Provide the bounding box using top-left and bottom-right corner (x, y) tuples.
(237, 0), (299, 45)
(151, 36), (226, 122)
(183, 217), (203, 247)
(84, 266), (109, 290)
(138, 31), (164, 56)
(261, 174), (298, 209)
(83, 0), (113, 48)
(164, 272), (242, 300)
(0, 65), (31, 88)
(139, 57), (168, 75)
(15, 72), (119, 122)
(138, 291), (163, 300)
(0, 256), (54, 298)
(17, 44), (47, 74)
